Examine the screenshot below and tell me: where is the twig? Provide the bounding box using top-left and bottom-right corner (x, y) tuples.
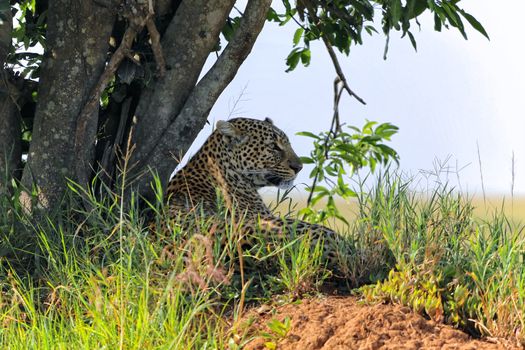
(290, 15), (307, 30)
(306, 78), (344, 206)
(146, 17), (167, 77)
(74, 25), (140, 184)
(125, 52), (142, 65)
(476, 141), (486, 207)
(227, 83), (249, 118)
(332, 76), (344, 133)
(75, 2), (167, 184)
(302, 0), (366, 105)
(233, 5), (244, 16)
(99, 97), (133, 186)
(322, 36), (366, 105)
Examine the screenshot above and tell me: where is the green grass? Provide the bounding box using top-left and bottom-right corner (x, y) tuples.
(0, 178), (331, 349)
(352, 172), (525, 340)
(0, 171), (524, 348)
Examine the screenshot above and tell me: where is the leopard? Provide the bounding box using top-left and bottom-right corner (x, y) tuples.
(164, 117), (343, 274)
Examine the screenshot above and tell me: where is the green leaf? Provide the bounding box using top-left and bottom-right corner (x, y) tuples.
(296, 131), (321, 139)
(282, 0), (291, 13)
(267, 317), (290, 338)
(362, 135), (381, 143)
(310, 194), (324, 206)
(335, 143), (357, 154)
(325, 166), (338, 177)
(264, 342), (277, 350)
(441, 2), (467, 39)
(391, 0), (403, 24)
(407, 31), (417, 51)
(363, 120), (377, 132)
(299, 156), (314, 164)
(285, 49), (301, 72)
(364, 25), (378, 36)
(222, 17), (241, 42)
(375, 123), (399, 139)
(335, 212), (350, 226)
(406, 0), (427, 19)
(300, 48), (311, 66)
(293, 27), (304, 46)
(433, 12), (442, 32)
(266, 7), (279, 22)
(441, 2), (460, 27)
(458, 9), (489, 40)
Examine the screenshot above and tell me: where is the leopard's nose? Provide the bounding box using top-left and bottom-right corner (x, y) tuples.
(289, 160), (303, 174)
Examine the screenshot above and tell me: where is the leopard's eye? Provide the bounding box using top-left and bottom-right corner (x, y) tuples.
(273, 143), (283, 152)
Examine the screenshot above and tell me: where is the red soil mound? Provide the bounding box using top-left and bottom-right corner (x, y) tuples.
(243, 296), (520, 350)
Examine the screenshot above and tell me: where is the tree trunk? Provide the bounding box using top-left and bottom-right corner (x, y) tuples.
(17, 0), (272, 212)
(130, 0), (237, 178)
(21, 0), (114, 209)
(130, 0), (272, 202)
(0, 6), (21, 196)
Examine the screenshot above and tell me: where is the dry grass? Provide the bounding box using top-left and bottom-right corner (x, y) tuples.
(269, 195), (525, 228)
(471, 196), (525, 223)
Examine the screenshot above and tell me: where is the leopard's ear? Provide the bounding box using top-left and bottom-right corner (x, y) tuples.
(216, 120), (248, 144)
(264, 117), (274, 124)
(216, 120), (240, 137)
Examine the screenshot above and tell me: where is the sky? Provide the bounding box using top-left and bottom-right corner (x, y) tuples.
(182, 1), (525, 198)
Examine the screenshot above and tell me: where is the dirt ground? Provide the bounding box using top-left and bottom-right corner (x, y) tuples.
(242, 296), (521, 350)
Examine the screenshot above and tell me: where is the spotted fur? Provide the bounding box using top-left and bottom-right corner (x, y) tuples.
(165, 117), (340, 271)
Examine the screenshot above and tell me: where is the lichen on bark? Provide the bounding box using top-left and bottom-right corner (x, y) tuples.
(14, 0), (272, 213)
(21, 0), (114, 208)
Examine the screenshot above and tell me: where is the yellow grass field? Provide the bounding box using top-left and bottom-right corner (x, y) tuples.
(471, 196), (525, 223)
(267, 194), (525, 226)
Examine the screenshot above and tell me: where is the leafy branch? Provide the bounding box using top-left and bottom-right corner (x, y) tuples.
(269, 0), (489, 72)
(299, 78), (399, 225)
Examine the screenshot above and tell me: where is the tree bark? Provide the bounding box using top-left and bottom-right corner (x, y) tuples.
(131, 0), (236, 168)
(0, 6), (21, 195)
(131, 0), (272, 202)
(15, 0), (272, 211)
(21, 0), (114, 209)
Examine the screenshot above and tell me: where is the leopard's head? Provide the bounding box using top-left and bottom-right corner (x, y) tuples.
(214, 117), (303, 189)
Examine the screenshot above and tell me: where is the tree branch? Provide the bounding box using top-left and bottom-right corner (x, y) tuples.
(74, 25), (139, 185)
(146, 18), (166, 77)
(180, 0), (272, 119)
(131, 1), (236, 164)
(129, 0), (237, 189)
(303, 0), (366, 105)
(74, 2), (166, 186)
(133, 0), (272, 198)
(321, 35), (366, 105)
(306, 78), (344, 206)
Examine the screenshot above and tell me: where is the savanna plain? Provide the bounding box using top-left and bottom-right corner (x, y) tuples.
(1, 173), (524, 349)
